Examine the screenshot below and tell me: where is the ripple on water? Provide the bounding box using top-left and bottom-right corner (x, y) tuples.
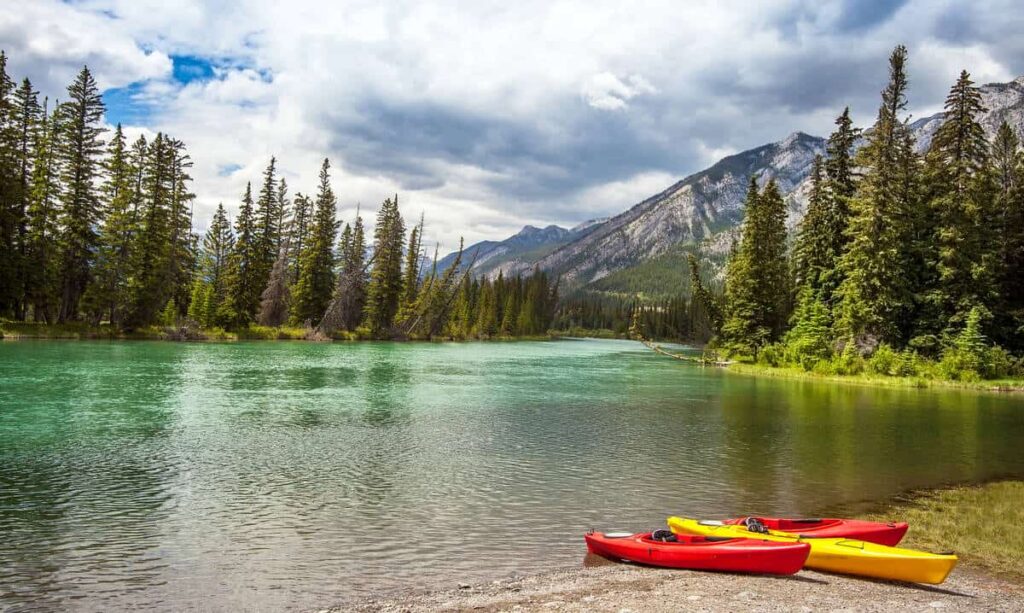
(1, 339), (1024, 610)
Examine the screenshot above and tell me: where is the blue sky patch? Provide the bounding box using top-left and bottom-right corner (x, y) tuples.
(171, 54), (216, 84)
(218, 163), (243, 177)
(102, 82), (151, 126)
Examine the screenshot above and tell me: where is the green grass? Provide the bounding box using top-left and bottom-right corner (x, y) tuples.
(727, 362), (1024, 393)
(865, 481), (1024, 580)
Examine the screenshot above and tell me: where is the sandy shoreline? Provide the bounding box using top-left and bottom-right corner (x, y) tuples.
(324, 561), (1024, 612)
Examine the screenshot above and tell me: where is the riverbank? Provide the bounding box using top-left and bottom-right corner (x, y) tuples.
(335, 481), (1024, 612)
(337, 563), (1023, 612)
(0, 321), (559, 342)
(728, 362), (1024, 393)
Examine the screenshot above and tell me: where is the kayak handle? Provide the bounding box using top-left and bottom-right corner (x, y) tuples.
(703, 536), (734, 542)
(791, 518), (823, 523)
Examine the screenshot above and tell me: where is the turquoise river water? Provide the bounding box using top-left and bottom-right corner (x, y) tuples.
(1, 339), (1023, 610)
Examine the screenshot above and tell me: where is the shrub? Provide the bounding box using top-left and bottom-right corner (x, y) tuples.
(867, 344), (898, 376)
(811, 359), (837, 375)
(986, 346), (1015, 379)
(833, 344), (865, 375)
(757, 343), (783, 367)
(893, 350), (920, 377)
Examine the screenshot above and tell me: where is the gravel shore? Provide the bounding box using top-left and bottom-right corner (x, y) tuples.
(328, 561), (1024, 612)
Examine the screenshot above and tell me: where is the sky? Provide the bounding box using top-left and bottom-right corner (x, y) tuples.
(1, 0), (1022, 253)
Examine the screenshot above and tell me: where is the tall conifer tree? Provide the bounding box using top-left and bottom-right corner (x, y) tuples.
(835, 45), (917, 349)
(364, 195), (405, 335)
(55, 66), (105, 321)
(291, 159), (338, 325)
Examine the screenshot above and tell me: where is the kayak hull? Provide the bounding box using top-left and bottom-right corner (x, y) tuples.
(723, 516), (909, 546)
(584, 532), (810, 575)
(668, 517), (957, 584)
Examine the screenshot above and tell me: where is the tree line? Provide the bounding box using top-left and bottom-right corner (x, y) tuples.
(0, 52), (559, 339)
(551, 291), (716, 342)
(698, 45), (1024, 380)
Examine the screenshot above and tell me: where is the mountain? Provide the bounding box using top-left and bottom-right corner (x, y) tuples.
(529, 131), (825, 288)
(531, 75), (1024, 296)
(432, 75), (1024, 298)
(434, 220), (606, 278)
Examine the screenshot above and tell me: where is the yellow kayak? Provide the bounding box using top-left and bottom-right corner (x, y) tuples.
(667, 517), (957, 584)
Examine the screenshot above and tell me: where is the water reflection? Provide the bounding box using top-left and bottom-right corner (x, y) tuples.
(0, 339), (1023, 611)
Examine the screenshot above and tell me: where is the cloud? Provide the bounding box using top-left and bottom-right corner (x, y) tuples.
(1, 0), (1021, 252)
(581, 72), (658, 110)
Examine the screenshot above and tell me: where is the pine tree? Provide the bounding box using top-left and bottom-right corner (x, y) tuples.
(253, 157), (278, 294)
(922, 70), (995, 335)
(223, 182), (259, 325)
(474, 277), (497, 337)
(290, 159), (338, 325)
(288, 192), (313, 285)
(82, 124), (137, 324)
(992, 122), (1024, 348)
(0, 51), (17, 316)
(835, 45), (918, 349)
(401, 214), (424, 311)
(721, 177), (791, 357)
(24, 99), (61, 322)
(275, 177), (290, 254)
(55, 66), (105, 321)
(792, 156), (832, 293)
(123, 134), (195, 327)
(364, 195), (405, 335)
(203, 203), (234, 306)
(9, 77), (41, 319)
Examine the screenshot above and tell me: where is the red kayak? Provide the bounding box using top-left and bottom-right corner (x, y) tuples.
(584, 530), (810, 575)
(722, 517), (909, 546)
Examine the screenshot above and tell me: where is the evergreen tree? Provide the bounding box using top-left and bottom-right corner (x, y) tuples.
(275, 177), (290, 254)
(253, 157), (278, 294)
(992, 122), (1024, 347)
(55, 66), (105, 321)
(223, 182), (259, 325)
(721, 177), (791, 357)
(9, 77), (41, 318)
(83, 124), (137, 323)
(288, 192), (313, 285)
(364, 195), (405, 335)
(922, 70), (995, 334)
(401, 214), (424, 311)
(24, 99), (61, 322)
(203, 203), (234, 311)
(474, 277), (497, 337)
(835, 45), (918, 349)
(0, 51), (16, 316)
(291, 159), (338, 325)
(792, 155), (832, 293)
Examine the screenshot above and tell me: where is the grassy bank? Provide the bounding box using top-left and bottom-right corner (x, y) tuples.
(728, 362), (1024, 393)
(866, 481), (1024, 581)
(0, 320), (567, 343)
(0, 320), (309, 341)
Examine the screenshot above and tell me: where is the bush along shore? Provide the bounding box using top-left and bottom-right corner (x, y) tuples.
(683, 46), (1024, 388)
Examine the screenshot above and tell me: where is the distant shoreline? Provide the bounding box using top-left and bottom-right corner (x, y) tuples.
(0, 322), (637, 343)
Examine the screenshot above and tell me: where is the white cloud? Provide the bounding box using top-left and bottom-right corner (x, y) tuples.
(581, 72), (658, 110)
(1, 0), (1022, 256)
